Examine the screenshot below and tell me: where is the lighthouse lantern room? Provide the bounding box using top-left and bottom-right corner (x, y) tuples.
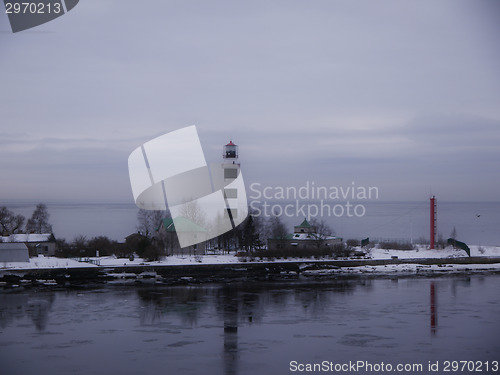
(223, 140), (238, 159)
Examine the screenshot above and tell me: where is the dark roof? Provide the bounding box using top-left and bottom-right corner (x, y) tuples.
(161, 217), (207, 233)
(125, 232), (147, 240)
(295, 218), (312, 228)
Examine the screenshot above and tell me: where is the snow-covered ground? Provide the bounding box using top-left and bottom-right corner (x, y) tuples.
(302, 262), (500, 276)
(1, 256), (96, 270)
(368, 244), (500, 259)
(1, 245), (500, 272)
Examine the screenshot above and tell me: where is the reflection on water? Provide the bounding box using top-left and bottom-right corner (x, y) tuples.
(222, 286), (239, 375)
(0, 292), (54, 331)
(1, 276), (499, 375)
(430, 282), (437, 335)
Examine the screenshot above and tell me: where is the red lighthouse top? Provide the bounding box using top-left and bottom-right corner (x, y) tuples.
(223, 140), (238, 159)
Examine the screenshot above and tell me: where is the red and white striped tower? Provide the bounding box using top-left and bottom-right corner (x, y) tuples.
(430, 195), (437, 249)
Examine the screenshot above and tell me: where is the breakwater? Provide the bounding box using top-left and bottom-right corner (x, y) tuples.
(2, 256), (500, 288)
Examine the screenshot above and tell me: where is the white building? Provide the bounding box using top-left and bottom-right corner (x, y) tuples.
(1, 233), (57, 256)
(267, 219), (341, 251)
(0, 242), (29, 262)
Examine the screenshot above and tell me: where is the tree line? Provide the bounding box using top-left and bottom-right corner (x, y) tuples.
(134, 207), (340, 261)
(0, 203), (52, 236)
(1, 203), (342, 260)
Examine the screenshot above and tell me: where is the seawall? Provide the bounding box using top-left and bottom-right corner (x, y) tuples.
(2, 256), (500, 288)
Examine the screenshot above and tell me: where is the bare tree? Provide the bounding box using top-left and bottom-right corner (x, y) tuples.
(72, 235), (88, 250)
(268, 215), (287, 240)
(309, 218), (334, 248)
(179, 200), (207, 229)
(137, 209), (165, 238)
(25, 203), (52, 234)
(0, 206), (26, 235)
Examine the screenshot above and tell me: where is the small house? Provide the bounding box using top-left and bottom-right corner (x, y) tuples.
(156, 216), (208, 256)
(267, 218), (341, 251)
(1, 233), (57, 256)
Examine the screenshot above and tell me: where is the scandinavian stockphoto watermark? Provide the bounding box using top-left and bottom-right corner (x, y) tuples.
(3, 0), (79, 33)
(249, 181), (379, 219)
(128, 125), (248, 248)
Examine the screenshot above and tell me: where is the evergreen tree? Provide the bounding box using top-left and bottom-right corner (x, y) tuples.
(242, 214), (256, 251)
(268, 213), (287, 250)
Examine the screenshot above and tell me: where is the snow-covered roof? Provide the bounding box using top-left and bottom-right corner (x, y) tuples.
(290, 233), (338, 241)
(270, 233), (339, 241)
(1, 233), (54, 243)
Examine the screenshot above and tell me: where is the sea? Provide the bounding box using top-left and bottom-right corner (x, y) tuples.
(2, 200), (499, 246)
(1, 276), (499, 375)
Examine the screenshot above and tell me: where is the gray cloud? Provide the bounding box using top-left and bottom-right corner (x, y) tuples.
(0, 0), (499, 202)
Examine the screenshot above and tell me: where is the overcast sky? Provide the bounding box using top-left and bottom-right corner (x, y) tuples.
(1, 0), (499, 203)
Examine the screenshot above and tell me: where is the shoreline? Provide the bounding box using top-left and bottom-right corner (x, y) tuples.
(2, 256), (500, 288)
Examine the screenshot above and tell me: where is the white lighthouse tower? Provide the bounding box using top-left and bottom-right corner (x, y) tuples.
(222, 140), (240, 224)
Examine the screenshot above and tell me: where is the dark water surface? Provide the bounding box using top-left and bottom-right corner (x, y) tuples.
(1, 276), (499, 375)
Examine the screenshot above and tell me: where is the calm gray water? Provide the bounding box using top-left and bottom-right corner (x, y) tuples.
(1, 275), (499, 375)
